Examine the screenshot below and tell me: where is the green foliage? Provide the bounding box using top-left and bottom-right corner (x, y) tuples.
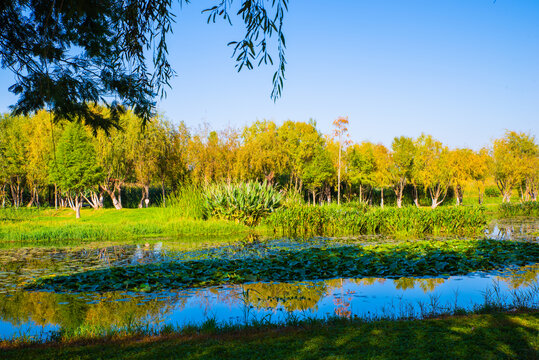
(484, 186), (501, 198)
(203, 182), (282, 226)
(50, 122), (102, 194)
(499, 201), (539, 217)
(167, 185), (206, 219)
(265, 205), (487, 237)
(27, 239), (539, 293)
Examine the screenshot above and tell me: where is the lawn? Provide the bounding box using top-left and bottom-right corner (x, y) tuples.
(3, 312), (538, 360)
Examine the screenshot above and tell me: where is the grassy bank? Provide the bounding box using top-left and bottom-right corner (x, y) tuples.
(264, 205), (487, 237)
(0, 208), (248, 244)
(2, 311), (538, 359)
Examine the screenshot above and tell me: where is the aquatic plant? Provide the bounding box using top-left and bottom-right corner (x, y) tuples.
(203, 182), (282, 226)
(26, 239), (539, 293)
(499, 201), (539, 217)
(264, 204), (487, 237)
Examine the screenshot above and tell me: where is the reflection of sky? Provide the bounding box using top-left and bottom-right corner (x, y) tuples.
(1, 271), (537, 340)
(163, 273), (538, 328)
(0, 320), (58, 341)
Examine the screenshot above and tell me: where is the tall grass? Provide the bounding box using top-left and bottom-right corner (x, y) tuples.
(499, 201), (539, 217)
(264, 204), (487, 237)
(166, 185), (206, 219)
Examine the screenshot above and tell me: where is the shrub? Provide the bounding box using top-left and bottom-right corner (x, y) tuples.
(485, 186), (501, 198)
(203, 182), (282, 226)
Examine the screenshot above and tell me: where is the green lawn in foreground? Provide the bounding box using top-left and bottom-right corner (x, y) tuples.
(3, 312), (538, 360)
(0, 207), (248, 244)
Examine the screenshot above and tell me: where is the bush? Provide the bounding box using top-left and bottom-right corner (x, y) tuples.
(203, 182), (282, 226)
(485, 186), (501, 198)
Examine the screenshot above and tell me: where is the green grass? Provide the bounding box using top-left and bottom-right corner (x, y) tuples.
(264, 205), (488, 237)
(0, 207), (248, 244)
(499, 202), (539, 217)
(2, 311), (538, 359)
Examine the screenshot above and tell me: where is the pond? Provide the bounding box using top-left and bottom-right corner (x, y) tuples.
(0, 217), (537, 341)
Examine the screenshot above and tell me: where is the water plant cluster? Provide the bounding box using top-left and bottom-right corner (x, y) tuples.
(264, 205), (487, 237)
(499, 201), (539, 217)
(26, 239), (539, 293)
(202, 182), (282, 226)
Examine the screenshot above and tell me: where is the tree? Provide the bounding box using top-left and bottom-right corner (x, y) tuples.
(50, 122), (102, 218)
(389, 136), (415, 208)
(0, 0), (287, 129)
(448, 148), (474, 206)
(24, 111), (56, 207)
(131, 119), (160, 208)
(278, 120), (325, 192)
(302, 145), (335, 204)
(468, 148), (491, 204)
(346, 142), (377, 204)
(414, 134), (451, 208)
(491, 131), (537, 203)
(239, 120), (286, 183)
(94, 111), (135, 209)
(332, 116), (350, 205)
(372, 144), (391, 208)
(0, 114), (28, 208)
(155, 120), (190, 206)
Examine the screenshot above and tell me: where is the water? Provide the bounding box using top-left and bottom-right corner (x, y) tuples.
(486, 217), (539, 241)
(0, 217), (537, 341)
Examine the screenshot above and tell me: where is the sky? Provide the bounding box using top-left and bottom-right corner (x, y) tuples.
(0, 0), (538, 150)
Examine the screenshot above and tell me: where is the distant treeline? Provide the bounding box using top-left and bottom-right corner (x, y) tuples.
(0, 110), (537, 216)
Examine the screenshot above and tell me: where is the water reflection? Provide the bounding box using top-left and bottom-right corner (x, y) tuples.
(0, 264), (537, 341)
(487, 217), (539, 241)
(0, 218), (538, 341)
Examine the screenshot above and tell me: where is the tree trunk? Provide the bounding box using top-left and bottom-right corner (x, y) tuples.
(380, 188), (384, 208)
(393, 180), (404, 208)
(54, 184), (58, 210)
(27, 186), (37, 208)
(161, 180), (166, 207)
(337, 141), (341, 205)
(139, 185), (150, 208)
(454, 185), (460, 206)
(103, 181), (123, 209)
(413, 185), (419, 207)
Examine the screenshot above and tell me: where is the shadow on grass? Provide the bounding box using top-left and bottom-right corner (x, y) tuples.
(3, 312), (538, 359)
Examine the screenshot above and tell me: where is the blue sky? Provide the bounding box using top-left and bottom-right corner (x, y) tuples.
(0, 0), (538, 149)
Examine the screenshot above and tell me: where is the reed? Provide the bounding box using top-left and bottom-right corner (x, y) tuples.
(498, 201), (539, 217)
(165, 185), (206, 220)
(264, 205), (487, 237)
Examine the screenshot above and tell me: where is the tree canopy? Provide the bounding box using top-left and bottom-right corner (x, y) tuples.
(0, 0), (288, 130)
